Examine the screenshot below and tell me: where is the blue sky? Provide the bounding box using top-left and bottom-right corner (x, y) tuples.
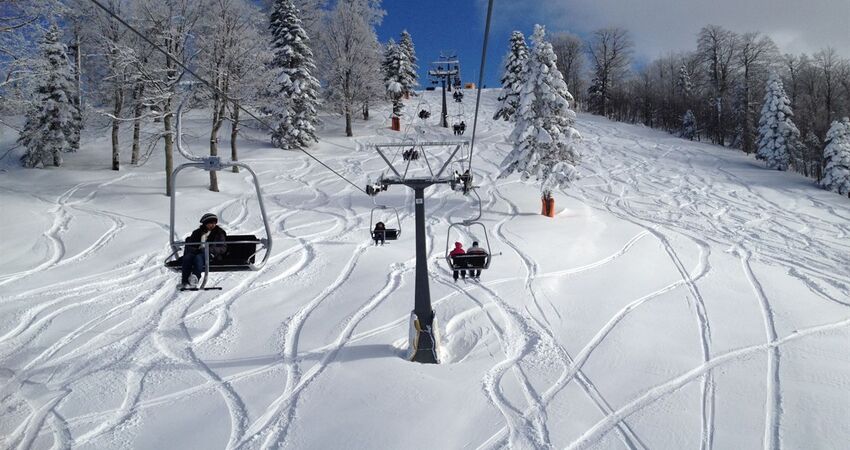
(376, 1), (533, 89)
(375, 0), (850, 89)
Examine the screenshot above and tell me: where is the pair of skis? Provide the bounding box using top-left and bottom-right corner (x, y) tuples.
(178, 284), (222, 291)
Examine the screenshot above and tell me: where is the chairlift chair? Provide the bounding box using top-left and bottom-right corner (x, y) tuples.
(447, 161), (474, 193)
(444, 188), (493, 271)
(370, 205), (402, 242)
(163, 104), (273, 290)
(445, 221), (492, 271)
(402, 147), (420, 161)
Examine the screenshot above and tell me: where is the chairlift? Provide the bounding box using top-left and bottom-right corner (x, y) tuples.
(164, 103), (272, 290)
(370, 204), (402, 243)
(444, 190), (494, 272)
(452, 169), (474, 194)
(402, 147), (420, 161)
(445, 222), (492, 271)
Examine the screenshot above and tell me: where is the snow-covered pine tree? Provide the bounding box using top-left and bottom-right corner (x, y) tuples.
(493, 31), (527, 121)
(756, 74), (800, 171)
(382, 39), (404, 117)
(499, 25), (581, 198)
(676, 63), (693, 98)
(682, 110), (697, 141)
(18, 25), (82, 168)
(398, 30), (418, 98)
(821, 117), (850, 197)
(268, 0), (320, 149)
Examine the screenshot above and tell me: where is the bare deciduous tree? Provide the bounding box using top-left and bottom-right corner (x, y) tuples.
(586, 27), (632, 117)
(550, 32), (585, 107)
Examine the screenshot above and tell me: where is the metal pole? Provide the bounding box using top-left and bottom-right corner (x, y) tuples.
(441, 78), (448, 128)
(413, 186), (432, 323)
(410, 184), (439, 364)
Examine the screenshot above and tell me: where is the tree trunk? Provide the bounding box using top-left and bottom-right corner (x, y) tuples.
(209, 103), (222, 192)
(742, 67), (753, 154)
(111, 87), (123, 171)
(74, 28), (83, 141)
(231, 100), (239, 173)
(163, 104), (174, 197)
(131, 82), (144, 165)
(362, 101), (369, 120)
(208, 81), (228, 192)
(344, 72), (353, 137)
(345, 109), (353, 137)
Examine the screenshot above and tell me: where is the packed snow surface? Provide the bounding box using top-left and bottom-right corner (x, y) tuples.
(1, 91), (849, 449)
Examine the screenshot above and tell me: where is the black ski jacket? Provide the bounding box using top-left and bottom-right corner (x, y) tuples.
(185, 226), (227, 260)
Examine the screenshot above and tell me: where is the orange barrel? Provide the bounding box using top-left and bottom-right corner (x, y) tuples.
(391, 116), (401, 131)
(541, 196), (556, 217)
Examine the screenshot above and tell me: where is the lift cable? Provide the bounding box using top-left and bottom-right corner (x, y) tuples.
(467, 0), (495, 171)
(87, 0), (369, 196)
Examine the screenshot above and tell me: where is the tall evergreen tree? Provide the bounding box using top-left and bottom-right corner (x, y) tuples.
(397, 30), (418, 97)
(821, 117), (850, 197)
(756, 74), (800, 171)
(499, 25), (581, 197)
(677, 62), (693, 98)
(18, 25), (82, 168)
(382, 38), (404, 117)
(494, 31), (527, 121)
(268, 0), (320, 149)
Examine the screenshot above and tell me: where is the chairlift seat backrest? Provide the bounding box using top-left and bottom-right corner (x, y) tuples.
(166, 234), (260, 272)
(372, 229), (400, 240)
(450, 253), (489, 270)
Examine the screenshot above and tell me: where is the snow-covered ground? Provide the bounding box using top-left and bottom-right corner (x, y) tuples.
(1, 90), (849, 449)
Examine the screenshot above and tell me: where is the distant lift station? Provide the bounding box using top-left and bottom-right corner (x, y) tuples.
(428, 54), (461, 128)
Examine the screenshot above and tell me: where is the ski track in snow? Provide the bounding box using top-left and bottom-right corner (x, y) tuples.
(561, 117), (850, 448)
(475, 166), (646, 450)
(734, 246), (782, 450)
(1, 99), (849, 449)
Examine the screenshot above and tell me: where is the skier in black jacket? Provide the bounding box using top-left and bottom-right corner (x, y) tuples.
(180, 213), (227, 288)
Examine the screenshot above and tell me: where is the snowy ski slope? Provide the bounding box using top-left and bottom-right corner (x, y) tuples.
(1, 90), (849, 449)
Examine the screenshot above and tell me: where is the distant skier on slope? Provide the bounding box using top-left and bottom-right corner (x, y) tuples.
(180, 213), (227, 289)
(449, 242), (467, 281)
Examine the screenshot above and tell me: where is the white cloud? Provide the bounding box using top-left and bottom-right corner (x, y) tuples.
(491, 0), (850, 59)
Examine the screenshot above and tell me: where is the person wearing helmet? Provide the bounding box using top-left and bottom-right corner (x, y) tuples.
(449, 241), (467, 281)
(180, 213), (227, 289)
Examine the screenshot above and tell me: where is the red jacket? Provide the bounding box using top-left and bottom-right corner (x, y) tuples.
(449, 242), (465, 257)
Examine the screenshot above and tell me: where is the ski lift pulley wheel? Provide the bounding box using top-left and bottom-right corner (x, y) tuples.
(445, 221), (493, 271)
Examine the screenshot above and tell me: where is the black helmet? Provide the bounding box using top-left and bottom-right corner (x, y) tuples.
(200, 213), (218, 224)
